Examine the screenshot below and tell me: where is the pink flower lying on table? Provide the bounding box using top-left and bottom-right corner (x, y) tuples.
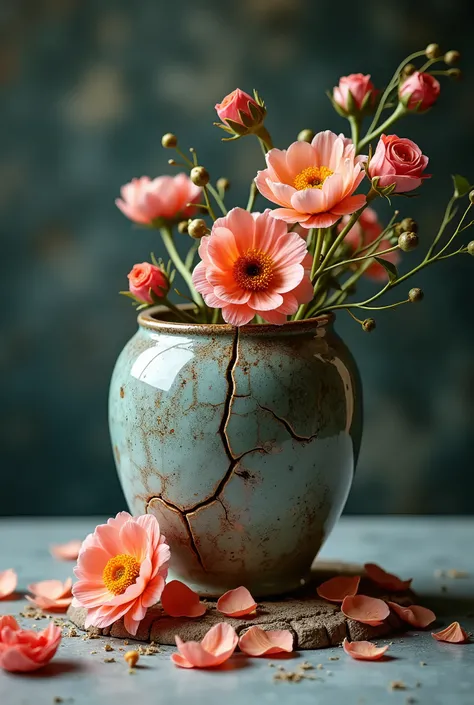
(0, 616), (61, 672)
(72, 512), (170, 636)
(368, 134), (430, 193)
(255, 130), (367, 229)
(192, 207), (313, 326)
(116, 174), (201, 226)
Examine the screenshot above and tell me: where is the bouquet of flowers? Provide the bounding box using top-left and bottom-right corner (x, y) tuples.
(117, 43), (472, 331)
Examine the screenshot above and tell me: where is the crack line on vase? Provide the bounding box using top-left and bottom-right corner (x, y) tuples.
(256, 402), (319, 442)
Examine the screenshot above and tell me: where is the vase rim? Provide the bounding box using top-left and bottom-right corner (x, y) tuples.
(137, 305), (334, 336)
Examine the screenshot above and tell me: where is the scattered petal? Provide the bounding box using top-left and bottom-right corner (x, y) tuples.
(50, 540), (83, 561)
(342, 595), (390, 626)
(0, 619), (62, 672)
(364, 563), (412, 592)
(343, 638), (390, 661)
(388, 601), (436, 628)
(239, 626), (294, 656)
(171, 623), (238, 668)
(317, 575), (361, 603)
(217, 586), (257, 617)
(161, 580), (206, 618)
(432, 622), (470, 644)
(28, 578), (73, 601)
(26, 595), (72, 613)
(0, 570), (17, 599)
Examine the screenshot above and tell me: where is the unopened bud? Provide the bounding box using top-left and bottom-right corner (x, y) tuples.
(124, 650), (139, 668)
(161, 133), (178, 148)
(298, 129), (315, 143)
(190, 166), (210, 187)
(398, 232), (419, 252)
(402, 63), (417, 77)
(362, 318), (376, 333)
(216, 177), (230, 192)
(177, 220), (188, 234)
(188, 218), (209, 239)
(425, 43), (441, 59)
(448, 68), (462, 81)
(408, 287), (424, 303)
(444, 50), (461, 65)
(400, 217), (418, 233)
(168, 159), (177, 166)
(468, 190), (474, 204)
(467, 241), (474, 256)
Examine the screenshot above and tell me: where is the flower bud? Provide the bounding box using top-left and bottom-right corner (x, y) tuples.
(188, 218), (209, 239)
(190, 166), (210, 187)
(298, 129), (315, 143)
(177, 220), (189, 234)
(400, 217), (418, 233)
(362, 318), (376, 333)
(161, 133), (178, 148)
(399, 72), (440, 112)
(444, 50), (460, 65)
(469, 190), (474, 204)
(448, 68), (462, 81)
(168, 159), (177, 166)
(216, 177), (231, 192)
(124, 650), (139, 668)
(128, 262), (170, 303)
(425, 43), (441, 59)
(408, 287), (424, 303)
(214, 89), (266, 138)
(402, 63), (417, 77)
(467, 241), (474, 256)
(332, 74), (377, 117)
(398, 231), (419, 251)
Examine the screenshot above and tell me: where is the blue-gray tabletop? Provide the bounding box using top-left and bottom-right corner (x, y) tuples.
(0, 517), (473, 705)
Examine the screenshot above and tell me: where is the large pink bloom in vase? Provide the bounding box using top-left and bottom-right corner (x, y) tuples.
(255, 130), (367, 229)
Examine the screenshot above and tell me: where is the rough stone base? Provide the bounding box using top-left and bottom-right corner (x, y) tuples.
(67, 560), (414, 650)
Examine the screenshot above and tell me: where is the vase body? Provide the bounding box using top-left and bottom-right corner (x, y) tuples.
(109, 308), (362, 597)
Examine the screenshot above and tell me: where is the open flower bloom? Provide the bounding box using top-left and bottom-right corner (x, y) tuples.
(341, 595), (390, 626)
(217, 586), (257, 617)
(368, 135), (429, 193)
(0, 569), (17, 599)
(255, 130), (367, 229)
(364, 563), (412, 592)
(171, 623), (238, 669)
(50, 540), (82, 561)
(387, 601), (436, 629)
(239, 626), (293, 656)
(161, 580), (206, 618)
(343, 637), (389, 661)
(339, 208), (400, 281)
(27, 578), (73, 613)
(116, 174), (201, 226)
(192, 208), (313, 326)
(0, 616), (61, 672)
(432, 622), (469, 644)
(317, 575), (361, 603)
(72, 512), (170, 636)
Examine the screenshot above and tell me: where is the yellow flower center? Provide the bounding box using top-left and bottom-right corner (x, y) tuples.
(102, 554), (140, 595)
(294, 165), (334, 190)
(233, 249), (275, 291)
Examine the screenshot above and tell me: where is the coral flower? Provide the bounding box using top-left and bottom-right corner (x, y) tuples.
(255, 130), (367, 229)
(0, 616), (61, 672)
(192, 208), (313, 326)
(72, 512), (170, 636)
(116, 174), (201, 226)
(339, 208), (400, 281)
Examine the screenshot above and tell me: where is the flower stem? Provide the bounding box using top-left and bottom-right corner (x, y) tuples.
(255, 125), (273, 152)
(162, 297), (198, 322)
(349, 116), (360, 152)
(160, 227), (203, 306)
(246, 181), (258, 212)
(358, 102), (406, 151)
(321, 244), (399, 273)
(206, 183), (227, 216)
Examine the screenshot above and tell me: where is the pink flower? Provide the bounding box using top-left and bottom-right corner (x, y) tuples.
(340, 208), (400, 281)
(0, 616), (61, 672)
(0, 569), (17, 599)
(171, 623), (238, 669)
(255, 130), (367, 229)
(399, 71), (440, 112)
(72, 512), (170, 637)
(333, 73), (377, 113)
(192, 208), (313, 326)
(215, 89), (260, 127)
(27, 578), (73, 613)
(368, 134), (430, 193)
(116, 174), (201, 226)
(128, 262), (170, 303)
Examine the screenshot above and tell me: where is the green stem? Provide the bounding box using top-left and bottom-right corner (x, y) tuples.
(315, 205), (369, 278)
(349, 116), (360, 152)
(160, 227), (203, 306)
(255, 125), (273, 152)
(435, 204), (472, 258)
(358, 103), (406, 151)
(425, 196), (457, 259)
(162, 297), (197, 322)
(321, 244), (399, 273)
(246, 181), (258, 212)
(206, 183), (227, 215)
(185, 242), (198, 271)
(202, 186), (216, 221)
(294, 228), (322, 320)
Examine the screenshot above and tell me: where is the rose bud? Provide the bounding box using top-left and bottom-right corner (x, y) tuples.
(177, 220), (189, 234)
(332, 74), (377, 116)
(448, 68), (462, 81)
(444, 50), (461, 65)
(127, 262), (170, 304)
(408, 287), (424, 303)
(399, 72), (440, 112)
(214, 89), (266, 139)
(402, 63), (416, 77)
(190, 166), (210, 187)
(362, 318), (376, 333)
(398, 232), (419, 251)
(400, 217), (418, 233)
(425, 43), (441, 59)
(188, 218), (210, 239)
(368, 134), (430, 194)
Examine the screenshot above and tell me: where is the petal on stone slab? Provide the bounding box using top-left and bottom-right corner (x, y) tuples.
(217, 586), (257, 617)
(387, 601), (436, 628)
(161, 580), (206, 618)
(364, 563), (412, 591)
(317, 575), (361, 603)
(341, 595), (389, 626)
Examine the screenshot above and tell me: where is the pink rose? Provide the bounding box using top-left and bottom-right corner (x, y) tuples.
(215, 89), (260, 127)
(368, 134), (430, 193)
(128, 262), (169, 303)
(399, 71), (440, 112)
(0, 616), (61, 672)
(333, 74), (376, 113)
(116, 174), (201, 226)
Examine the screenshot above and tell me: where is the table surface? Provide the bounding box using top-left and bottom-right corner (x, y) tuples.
(0, 516), (473, 705)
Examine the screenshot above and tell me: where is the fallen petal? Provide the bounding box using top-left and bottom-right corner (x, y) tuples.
(172, 623), (238, 669)
(161, 580), (206, 618)
(388, 601), (436, 628)
(317, 575), (361, 603)
(217, 586), (257, 617)
(0, 570), (17, 599)
(364, 563), (412, 592)
(26, 595), (72, 613)
(432, 621), (470, 644)
(28, 578), (73, 601)
(239, 626), (294, 656)
(343, 637), (390, 661)
(50, 540), (83, 561)
(342, 595), (390, 626)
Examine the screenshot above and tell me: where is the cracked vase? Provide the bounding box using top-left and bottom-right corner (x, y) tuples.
(109, 306), (362, 597)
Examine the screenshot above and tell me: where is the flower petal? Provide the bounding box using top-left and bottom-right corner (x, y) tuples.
(343, 638), (389, 661)
(364, 563), (412, 592)
(432, 622), (469, 644)
(317, 575), (361, 603)
(331, 193), (366, 216)
(28, 578), (72, 601)
(161, 580), (206, 618)
(221, 304), (254, 327)
(341, 595), (390, 626)
(50, 540), (82, 561)
(26, 595), (72, 613)
(269, 207), (309, 224)
(217, 586), (257, 617)
(239, 626), (293, 656)
(387, 601), (436, 628)
(173, 624), (238, 668)
(0, 570), (17, 599)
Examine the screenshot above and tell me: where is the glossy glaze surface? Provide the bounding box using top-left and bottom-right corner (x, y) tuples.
(109, 309), (362, 596)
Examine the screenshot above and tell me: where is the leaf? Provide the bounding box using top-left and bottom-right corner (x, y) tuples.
(452, 174), (472, 199)
(373, 256), (398, 282)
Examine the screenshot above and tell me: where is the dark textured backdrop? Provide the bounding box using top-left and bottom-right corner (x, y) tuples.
(1, 0), (473, 516)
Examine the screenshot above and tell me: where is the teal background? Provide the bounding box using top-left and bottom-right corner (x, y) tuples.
(1, 0), (473, 515)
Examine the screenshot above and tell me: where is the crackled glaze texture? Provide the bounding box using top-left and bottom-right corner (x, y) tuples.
(109, 308), (362, 596)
